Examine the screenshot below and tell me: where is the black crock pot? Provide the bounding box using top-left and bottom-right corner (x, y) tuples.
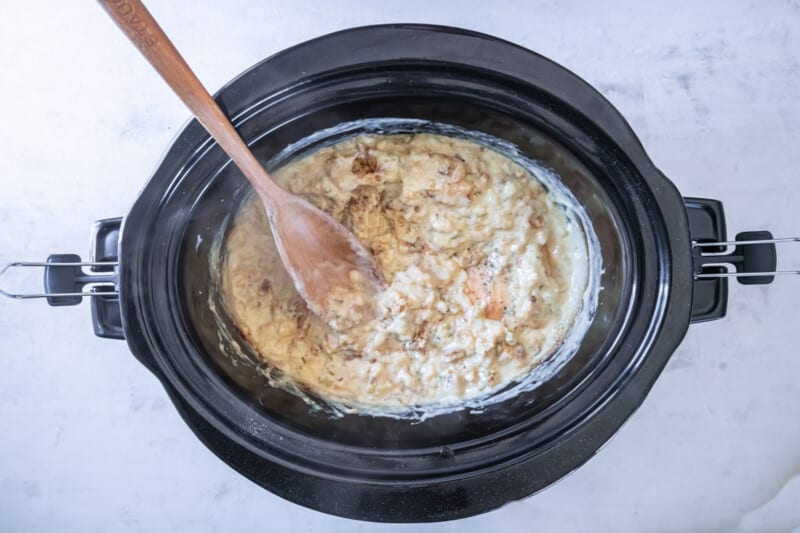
(3, 25), (785, 522)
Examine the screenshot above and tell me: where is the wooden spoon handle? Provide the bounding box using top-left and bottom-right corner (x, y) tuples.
(98, 0), (285, 205)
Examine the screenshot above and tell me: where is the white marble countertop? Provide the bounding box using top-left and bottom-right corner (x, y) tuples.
(1, 1), (798, 531)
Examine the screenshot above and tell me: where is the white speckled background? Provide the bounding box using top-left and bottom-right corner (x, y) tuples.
(1, 1), (798, 531)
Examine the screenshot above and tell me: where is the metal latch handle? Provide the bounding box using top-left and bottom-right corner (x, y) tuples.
(693, 233), (799, 283)
(0, 255), (119, 306)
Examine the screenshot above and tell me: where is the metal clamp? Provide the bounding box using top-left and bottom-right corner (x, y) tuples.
(693, 234), (799, 282)
(0, 257), (119, 305)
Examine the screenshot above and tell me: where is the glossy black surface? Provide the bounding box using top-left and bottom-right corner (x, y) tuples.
(115, 25), (694, 521)
(90, 218), (125, 340)
(181, 111), (633, 452)
(730, 231), (777, 285)
(685, 197), (728, 322)
(44, 254), (84, 306)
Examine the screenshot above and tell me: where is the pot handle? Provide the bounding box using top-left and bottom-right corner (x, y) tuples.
(685, 197), (798, 323)
(0, 218), (125, 339)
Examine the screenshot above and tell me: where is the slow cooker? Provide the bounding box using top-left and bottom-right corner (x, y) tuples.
(1, 25), (793, 522)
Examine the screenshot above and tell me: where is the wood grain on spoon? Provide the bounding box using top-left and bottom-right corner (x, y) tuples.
(98, 0), (383, 328)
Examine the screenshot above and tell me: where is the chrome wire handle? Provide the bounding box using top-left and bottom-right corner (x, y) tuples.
(0, 261), (119, 299)
(693, 237), (799, 280)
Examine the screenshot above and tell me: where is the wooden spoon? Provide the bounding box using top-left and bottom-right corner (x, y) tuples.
(98, 0), (383, 329)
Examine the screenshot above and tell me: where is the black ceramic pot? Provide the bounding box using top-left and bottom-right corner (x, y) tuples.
(7, 25), (781, 522)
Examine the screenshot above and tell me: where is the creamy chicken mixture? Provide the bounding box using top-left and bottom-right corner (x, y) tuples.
(221, 133), (590, 409)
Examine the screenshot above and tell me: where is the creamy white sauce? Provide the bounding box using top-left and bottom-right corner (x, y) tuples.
(215, 126), (601, 417)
